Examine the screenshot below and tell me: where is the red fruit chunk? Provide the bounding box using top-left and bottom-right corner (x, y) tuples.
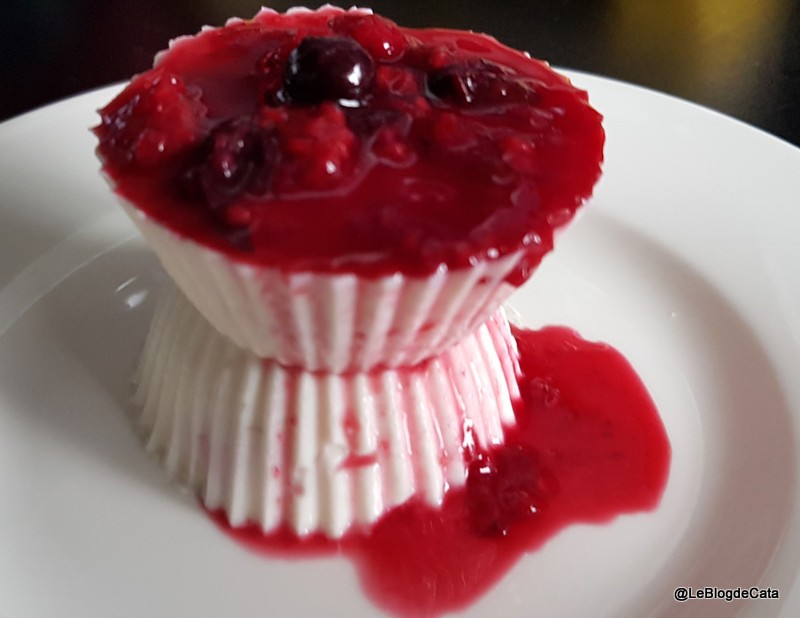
(284, 36), (375, 105)
(427, 59), (537, 108)
(272, 102), (357, 192)
(466, 445), (548, 536)
(187, 118), (279, 215)
(97, 69), (205, 167)
(206, 119), (265, 187)
(332, 13), (408, 61)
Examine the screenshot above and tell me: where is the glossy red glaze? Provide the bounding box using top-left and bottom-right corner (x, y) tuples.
(95, 8), (604, 279)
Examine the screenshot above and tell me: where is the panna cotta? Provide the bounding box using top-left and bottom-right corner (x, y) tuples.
(87, 10), (670, 617)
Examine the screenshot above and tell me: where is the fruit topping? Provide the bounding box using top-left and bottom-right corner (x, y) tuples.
(466, 445), (550, 536)
(427, 59), (536, 108)
(95, 8), (604, 278)
(331, 13), (408, 61)
(272, 102), (357, 192)
(185, 118), (279, 215)
(283, 36), (375, 105)
(97, 69), (205, 167)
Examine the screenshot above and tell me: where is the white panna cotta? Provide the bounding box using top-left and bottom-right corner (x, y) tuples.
(120, 200), (526, 373)
(134, 283), (521, 538)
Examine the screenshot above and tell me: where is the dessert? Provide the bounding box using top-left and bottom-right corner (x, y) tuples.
(95, 5), (604, 371)
(94, 6), (669, 616)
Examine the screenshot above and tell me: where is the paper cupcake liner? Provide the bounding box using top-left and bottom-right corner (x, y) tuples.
(121, 201), (525, 372)
(134, 283), (521, 538)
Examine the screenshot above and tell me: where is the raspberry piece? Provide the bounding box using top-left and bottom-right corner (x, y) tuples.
(273, 102), (357, 192)
(466, 445), (546, 536)
(98, 69), (205, 167)
(332, 13), (408, 61)
(284, 36), (375, 105)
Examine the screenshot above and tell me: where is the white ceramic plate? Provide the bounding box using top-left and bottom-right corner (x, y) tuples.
(1, 73), (799, 617)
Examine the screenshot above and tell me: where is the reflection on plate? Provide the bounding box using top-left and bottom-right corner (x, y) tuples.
(1, 74), (800, 617)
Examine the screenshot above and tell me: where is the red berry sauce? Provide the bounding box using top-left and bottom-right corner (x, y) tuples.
(95, 8), (604, 281)
(208, 326), (671, 616)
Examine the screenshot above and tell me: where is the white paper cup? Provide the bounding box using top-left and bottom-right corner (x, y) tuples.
(122, 200), (527, 372)
(134, 283), (521, 538)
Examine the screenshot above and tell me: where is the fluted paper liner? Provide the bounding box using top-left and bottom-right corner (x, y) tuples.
(134, 284), (521, 538)
(121, 201), (526, 372)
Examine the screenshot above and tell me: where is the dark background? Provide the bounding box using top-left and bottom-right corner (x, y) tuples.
(2, 0), (799, 147)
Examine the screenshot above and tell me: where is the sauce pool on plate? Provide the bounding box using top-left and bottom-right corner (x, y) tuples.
(210, 325), (671, 616)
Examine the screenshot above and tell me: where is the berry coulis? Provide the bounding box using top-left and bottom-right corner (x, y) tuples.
(209, 326), (671, 616)
(95, 8), (604, 281)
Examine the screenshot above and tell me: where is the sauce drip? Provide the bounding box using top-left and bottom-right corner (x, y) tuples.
(208, 326), (671, 616)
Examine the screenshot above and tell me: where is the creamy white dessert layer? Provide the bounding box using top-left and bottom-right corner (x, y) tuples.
(134, 284), (521, 538)
(121, 200), (525, 372)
